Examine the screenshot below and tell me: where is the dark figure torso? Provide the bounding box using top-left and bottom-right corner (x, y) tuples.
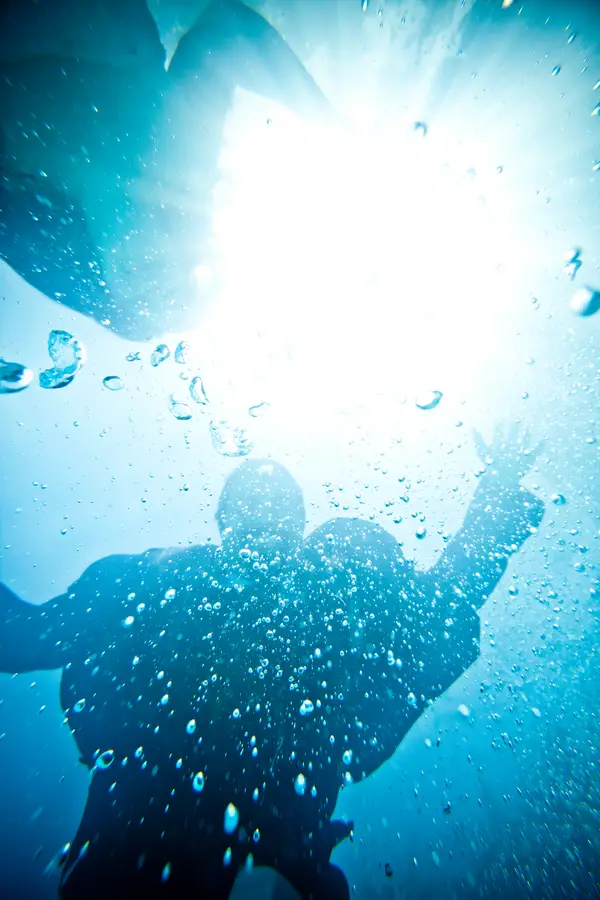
(58, 546), (364, 898)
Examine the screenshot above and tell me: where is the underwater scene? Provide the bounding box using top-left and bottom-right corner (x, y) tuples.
(0, 1), (599, 898)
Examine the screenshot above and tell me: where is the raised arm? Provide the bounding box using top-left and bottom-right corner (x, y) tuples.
(412, 423), (545, 701)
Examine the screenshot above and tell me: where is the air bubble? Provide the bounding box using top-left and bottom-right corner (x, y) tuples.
(224, 803), (239, 834)
(189, 376), (209, 405)
(96, 750), (115, 770)
(248, 402), (270, 418)
(169, 397), (193, 420)
(570, 287), (600, 318)
(102, 376), (124, 391)
(174, 341), (190, 364)
(0, 360), (33, 393)
(151, 344), (170, 367)
(192, 771), (205, 792)
(415, 391), (442, 411)
(39, 330), (85, 390)
(294, 774), (307, 796)
(299, 699), (315, 716)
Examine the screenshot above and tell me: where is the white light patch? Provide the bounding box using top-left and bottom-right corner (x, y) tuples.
(170, 85), (528, 442)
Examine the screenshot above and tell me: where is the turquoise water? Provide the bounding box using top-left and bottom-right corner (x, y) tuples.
(1, 1), (599, 898)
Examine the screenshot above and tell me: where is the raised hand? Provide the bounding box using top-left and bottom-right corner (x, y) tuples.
(472, 421), (544, 483)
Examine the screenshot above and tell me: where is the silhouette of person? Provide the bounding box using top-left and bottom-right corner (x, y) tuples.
(0, 429), (543, 899)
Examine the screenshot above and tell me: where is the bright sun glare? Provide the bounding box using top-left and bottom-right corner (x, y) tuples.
(175, 86), (527, 433)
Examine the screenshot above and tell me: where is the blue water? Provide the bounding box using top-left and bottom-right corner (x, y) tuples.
(1, 1), (599, 898)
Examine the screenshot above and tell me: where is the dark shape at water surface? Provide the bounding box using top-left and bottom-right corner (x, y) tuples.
(0, 0), (331, 340)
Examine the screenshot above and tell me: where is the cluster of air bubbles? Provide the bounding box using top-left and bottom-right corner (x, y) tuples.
(0, 359), (33, 393)
(148, 341), (263, 453)
(39, 330), (86, 389)
(209, 419), (254, 458)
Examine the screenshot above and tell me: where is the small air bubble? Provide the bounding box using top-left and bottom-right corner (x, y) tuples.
(102, 376), (124, 391)
(96, 749), (115, 770)
(151, 344), (170, 367)
(415, 391), (442, 411)
(192, 771), (205, 792)
(294, 774), (307, 796)
(299, 699), (315, 716)
(224, 803), (239, 834)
